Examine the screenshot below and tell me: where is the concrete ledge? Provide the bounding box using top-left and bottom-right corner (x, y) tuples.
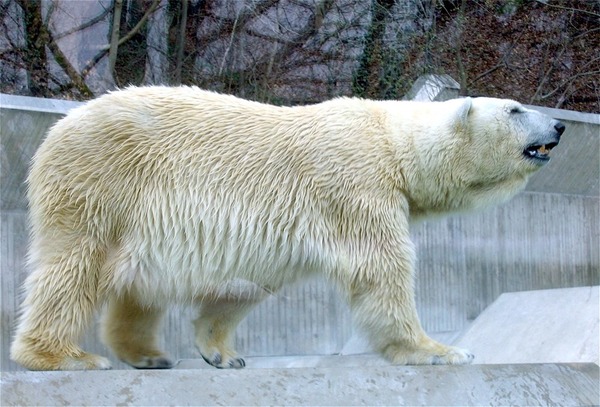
(455, 286), (599, 365)
(0, 93), (82, 114)
(1, 361), (598, 406)
(525, 103), (599, 125)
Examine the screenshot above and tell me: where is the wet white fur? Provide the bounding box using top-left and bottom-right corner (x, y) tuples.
(11, 87), (557, 370)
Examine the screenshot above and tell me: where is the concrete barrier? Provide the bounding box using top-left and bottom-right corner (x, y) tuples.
(455, 286), (599, 365)
(1, 360), (598, 406)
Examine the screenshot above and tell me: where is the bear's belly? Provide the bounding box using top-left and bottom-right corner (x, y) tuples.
(107, 229), (329, 304)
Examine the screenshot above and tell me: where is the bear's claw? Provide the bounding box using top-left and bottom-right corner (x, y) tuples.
(385, 341), (475, 366)
(62, 354), (113, 371)
(202, 353), (246, 369)
(131, 356), (174, 369)
(431, 347), (474, 365)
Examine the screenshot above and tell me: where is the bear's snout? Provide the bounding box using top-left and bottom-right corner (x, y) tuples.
(522, 118), (565, 164)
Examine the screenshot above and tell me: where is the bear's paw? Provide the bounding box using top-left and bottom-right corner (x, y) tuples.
(11, 337), (113, 371)
(430, 346), (475, 365)
(130, 355), (175, 369)
(201, 351), (246, 369)
(384, 340), (475, 366)
(61, 354), (113, 370)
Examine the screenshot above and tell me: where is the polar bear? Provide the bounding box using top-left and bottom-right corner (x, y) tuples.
(11, 86), (564, 370)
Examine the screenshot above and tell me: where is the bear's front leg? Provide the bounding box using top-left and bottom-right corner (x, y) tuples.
(347, 233), (474, 366)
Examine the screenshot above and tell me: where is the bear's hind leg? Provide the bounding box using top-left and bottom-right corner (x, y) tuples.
(101, 292), (173, 369)
(194, 294), (262, 369)
(10, 239), (111, 370)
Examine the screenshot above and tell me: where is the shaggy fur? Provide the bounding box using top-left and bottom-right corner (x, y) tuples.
(11, 86), (563, 370)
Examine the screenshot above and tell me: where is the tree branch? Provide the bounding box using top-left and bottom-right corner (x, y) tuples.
(82, 0), (161, 78)
(54, 3), (112, 40)
(108, 0), (123, 75)
(198, 0), (279, 51)
(218, 0), (335, 84)
(534, 0), (600, 18)
(541, 69), (600, 100)
(174, 0), (188, 84)
(100, 0), (161, 50)
(44, 25), (93, 97)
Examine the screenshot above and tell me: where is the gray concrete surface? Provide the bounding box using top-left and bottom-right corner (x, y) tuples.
(403, 74), (461, 101)
(1, 361), (598, 406)
(524, 104), (599, 197)
(0, 94), (81, 210)
(455, 286), (599, 365)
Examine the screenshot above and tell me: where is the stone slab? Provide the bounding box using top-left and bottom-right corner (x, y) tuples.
(455, 286), (599, 365)
(175, 354), (391, 369)
(1, 361), (598, 406)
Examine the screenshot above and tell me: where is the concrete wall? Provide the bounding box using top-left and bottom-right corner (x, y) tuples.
(1, 91), (598, 371)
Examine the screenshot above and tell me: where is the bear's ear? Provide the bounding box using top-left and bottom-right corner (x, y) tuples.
(452, 97), (472, 128)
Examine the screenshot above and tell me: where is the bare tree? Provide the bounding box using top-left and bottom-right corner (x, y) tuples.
(13, 0), (48, 96)
(188, 0), (371, 103)
(1, 0), (597, 112)
(353, 0), (396, 98)
(108, 0), (123, 76)
(173, 0), (187, 84)
(407, 0), (600, 111)
(9, 0), (93, 97)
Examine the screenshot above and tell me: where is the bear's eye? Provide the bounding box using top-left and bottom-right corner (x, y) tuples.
(509, 106), (523, 114)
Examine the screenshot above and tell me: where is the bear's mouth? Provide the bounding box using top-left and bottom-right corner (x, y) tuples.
(523, 141), (558, 162)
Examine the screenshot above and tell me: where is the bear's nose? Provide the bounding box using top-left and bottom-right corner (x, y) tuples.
(554, 121), (566, 135)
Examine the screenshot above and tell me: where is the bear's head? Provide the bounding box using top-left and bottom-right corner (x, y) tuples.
(457, 97), (564, 168)
(408, 97), (565, 216)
